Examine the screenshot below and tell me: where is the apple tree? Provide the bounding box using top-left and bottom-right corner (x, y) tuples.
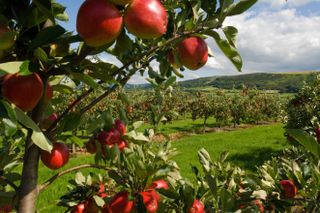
(0, 0), (257, 212)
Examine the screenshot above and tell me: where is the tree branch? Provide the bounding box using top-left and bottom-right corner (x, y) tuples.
(39, 164), (112, 192)
(46, 27), (213, 134)
(0, 175), (19, 191)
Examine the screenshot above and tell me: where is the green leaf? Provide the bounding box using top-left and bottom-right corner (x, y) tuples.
(61, 113), (82, 131)
(226, 0), (258, 16)
(0, 62), (23, 76)
(198, 148), (212, 173)
(132, 121), (144, 130)
(19, 61), (32, 76)
(28, 25), (66, 51)
(14, 107), (52, 152)
(287, 129), (320, 159)
(34, 47), (48, 63)
(125, 131), (150, 143)
(75, 172), (86, 185)
(223, 26), (238, 47)
(164, 76), (176, 89)
(92, 195), (105, 207)
(206, 30), (243, 72)
(70, 72), (99, 89)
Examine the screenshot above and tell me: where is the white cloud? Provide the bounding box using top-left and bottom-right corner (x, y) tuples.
(260, 0), (320, 8)
(218, 8), (320, 73)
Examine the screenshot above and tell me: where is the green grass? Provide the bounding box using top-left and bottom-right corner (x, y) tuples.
(172, 123), (287, 179)
(33, 123), (287, 212)
(139, 117), (218, 135)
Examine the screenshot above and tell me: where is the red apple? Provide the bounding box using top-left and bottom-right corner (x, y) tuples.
(108, 191), (134, 213)
(76, 0), (123, 47)
(280, 180), (297, 198)
(72, 203), (86, 213)
(85, 139), (97, 154)
(188, 199), (204, 213)
(85, 198), (100, 213)
(45, 82), (53, 102)
(2, 73), (43, 111)
(124, 0), (168, 39)
(177, 36), (208, 70)
(109, 0), (132, 6)
(48, 113), (58, 122)
(0, 204), (12, 213)
(0, 25), (15, 50)
(40, 142), (69, 170)
(140, 191), (158, 213)
(114, 119), (126, 135)
(116, 140), (128, 151)
(148, 180), (169, 190)
(253, 200), (265, 212)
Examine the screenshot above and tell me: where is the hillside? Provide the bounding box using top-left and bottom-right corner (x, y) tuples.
(178, 72), (319, 93)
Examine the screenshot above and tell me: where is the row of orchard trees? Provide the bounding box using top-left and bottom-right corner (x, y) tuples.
(61, 86), (285, 131)
(188, 87), (283, 129)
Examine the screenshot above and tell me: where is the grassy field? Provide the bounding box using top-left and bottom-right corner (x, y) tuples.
(172, 123), (287, 179)
(33, 123), (287, 212)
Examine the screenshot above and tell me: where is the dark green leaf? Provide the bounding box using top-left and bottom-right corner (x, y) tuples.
(70, 72), (99, 89)
(14, 107), (52, 152)
(223, 26), (238, 47)
(226, 0), (258, 16)
(287, 129), (320, 159)
(28, 25), (66, 51)
(206, 30), (243, 72)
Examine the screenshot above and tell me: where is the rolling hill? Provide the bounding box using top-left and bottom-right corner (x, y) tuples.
(177, 72), (319, 93)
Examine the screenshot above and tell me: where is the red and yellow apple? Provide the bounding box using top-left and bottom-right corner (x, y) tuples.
(177, 36), (208, 70)
(76, 0), (123, 47)
(2, 73), (43, 111)
(124, 0), (168, 39)
(40, 142), (69, 170)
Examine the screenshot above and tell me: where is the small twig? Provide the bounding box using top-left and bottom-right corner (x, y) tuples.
(0, 175), (19, 191)
(39, 164), (112, 191)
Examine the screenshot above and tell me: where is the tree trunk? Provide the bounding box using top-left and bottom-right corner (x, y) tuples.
(18, 80), (48, 212)
(18, 142), (40, 213)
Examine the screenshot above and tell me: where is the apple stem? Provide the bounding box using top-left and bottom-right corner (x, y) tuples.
(39, 164), (113, 191)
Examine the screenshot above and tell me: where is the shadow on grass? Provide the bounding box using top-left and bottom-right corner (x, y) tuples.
(228, 147), (284, 172)
(160, 122), (221, 133)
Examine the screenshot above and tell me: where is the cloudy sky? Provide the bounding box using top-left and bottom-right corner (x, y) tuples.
(57, 0), (320, 84)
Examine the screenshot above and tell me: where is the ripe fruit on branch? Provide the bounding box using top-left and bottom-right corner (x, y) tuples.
(116, 140), (128, 151)
(40, 142), (69, 170)
(140, 191), (158, 213)
(148, 180), (169, 190)
(85, 139), (97, 154)
(115, 119), (126, 135)
(72, 203), (86, 213)
(279, 180), (297, 198)
(2, 73), (43, 111)
(188, 199), (204, 213)
(177, 36), (208, 70)
(124, 0), (168, 39)
(109, 0), (132, 6)
(76, 0), (123, 47)
(107, 191), (134, 213)
(98, 128), (121, 145)
(0, 25), (15, 50)
(0, 204), (12, 213)
(253, 200), (265, 212)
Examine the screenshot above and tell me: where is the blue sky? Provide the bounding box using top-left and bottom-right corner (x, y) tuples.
(56, 0), (320, 83)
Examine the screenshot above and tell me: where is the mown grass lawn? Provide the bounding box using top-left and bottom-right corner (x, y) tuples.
(35, 123), (287, 212)
(172, 123), (288, 179)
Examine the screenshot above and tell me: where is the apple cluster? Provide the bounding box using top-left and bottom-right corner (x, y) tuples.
(1, 73), (53, 111)
(76, 0), (168, 47)
(85, 119), (128, 155)
(76, 0), (209, 71)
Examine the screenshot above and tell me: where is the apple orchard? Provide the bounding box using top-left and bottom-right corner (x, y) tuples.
(0, 0), (319, 213)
